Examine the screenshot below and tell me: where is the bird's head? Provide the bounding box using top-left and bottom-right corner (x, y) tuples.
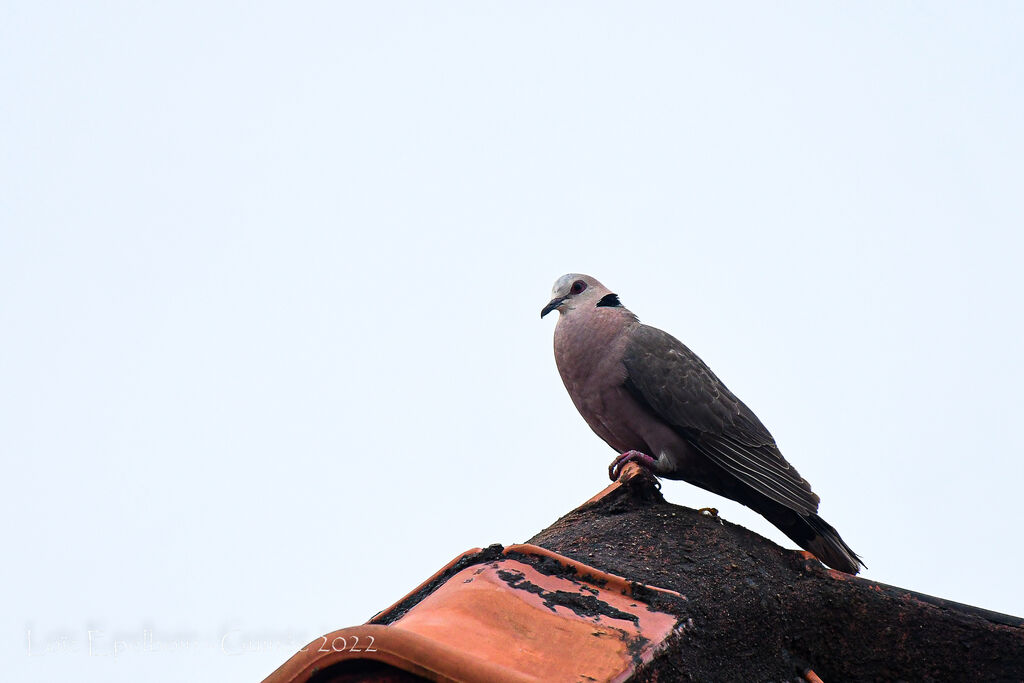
(541, 273), (619, 318)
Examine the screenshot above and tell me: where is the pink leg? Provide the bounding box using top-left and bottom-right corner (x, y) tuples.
(608, 450), (658, 481)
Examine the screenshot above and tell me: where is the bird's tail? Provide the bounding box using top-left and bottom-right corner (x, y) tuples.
(801, 513), (864, 575)
(707, 471), (865, 574)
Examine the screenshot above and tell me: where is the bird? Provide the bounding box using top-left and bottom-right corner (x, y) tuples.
(541, 273), (863, 574)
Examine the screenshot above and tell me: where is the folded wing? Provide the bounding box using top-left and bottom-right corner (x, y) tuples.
(622, 324), (820, 516)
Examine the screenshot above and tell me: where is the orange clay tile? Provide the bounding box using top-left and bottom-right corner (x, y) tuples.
(803, 669), (825, 683)
(263, 539), (685, 683)
(578, 461), (646, 508)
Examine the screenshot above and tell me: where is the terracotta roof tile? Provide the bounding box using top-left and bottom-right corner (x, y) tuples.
(263, 536), (686, 683)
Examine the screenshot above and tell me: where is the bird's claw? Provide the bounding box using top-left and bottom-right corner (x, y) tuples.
(608, 450), (658, 481)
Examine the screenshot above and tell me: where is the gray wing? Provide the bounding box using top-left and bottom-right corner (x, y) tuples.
(622, 324), (820, 515)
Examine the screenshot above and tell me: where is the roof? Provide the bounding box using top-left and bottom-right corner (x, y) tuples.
(262, 538), (688, 682)
(263, 463), (1024, 682)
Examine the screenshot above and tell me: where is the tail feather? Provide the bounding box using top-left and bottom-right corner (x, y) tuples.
(801, 513), (864, 574)
(753, 496), (864, 574)
(684, 458), (864, 574)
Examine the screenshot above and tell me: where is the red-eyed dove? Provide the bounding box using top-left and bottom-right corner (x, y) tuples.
(542, 273), (862, 574)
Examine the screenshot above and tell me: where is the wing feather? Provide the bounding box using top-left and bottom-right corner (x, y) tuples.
(622, 324), (820, 515)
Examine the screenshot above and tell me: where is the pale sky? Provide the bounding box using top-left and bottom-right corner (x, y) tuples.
(3, 3), (1023, 681)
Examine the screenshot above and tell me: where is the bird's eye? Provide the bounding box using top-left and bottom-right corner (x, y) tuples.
(570, 280), (587, 295)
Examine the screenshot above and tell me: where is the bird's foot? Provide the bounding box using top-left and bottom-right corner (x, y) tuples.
(608, 450), (658, 481)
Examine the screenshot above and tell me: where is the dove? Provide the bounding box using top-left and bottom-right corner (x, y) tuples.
(541, 273), (862, 574)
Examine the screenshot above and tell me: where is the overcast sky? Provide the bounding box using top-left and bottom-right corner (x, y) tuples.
(3, 3), (1023, 681)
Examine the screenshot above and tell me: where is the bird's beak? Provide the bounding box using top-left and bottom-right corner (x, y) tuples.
(540, 296), (566, 318)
